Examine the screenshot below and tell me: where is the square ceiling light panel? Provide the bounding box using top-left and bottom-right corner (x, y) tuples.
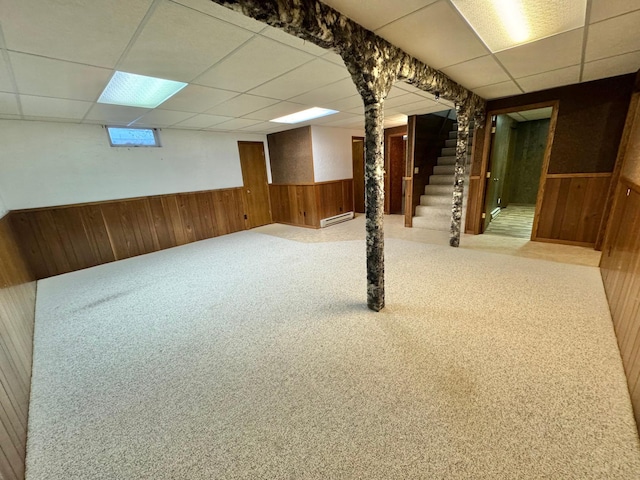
(451, 0), (587, 52)
(270, 107), (338, 124)
(98, 71), (188, 109)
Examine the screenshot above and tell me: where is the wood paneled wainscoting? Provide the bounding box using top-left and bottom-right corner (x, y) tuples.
(534, 173), (612, 247)
(601, 177), (640, 427)
(0, 213), (36, 480)
(11, 188), (248, 280)
(269, 179), (354, 228)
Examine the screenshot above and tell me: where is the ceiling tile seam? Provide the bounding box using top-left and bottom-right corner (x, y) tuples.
(579, 0), (594, 82)
(439, 53), (491, 71)
(5, 49), (116, 73)
(189, 34), (265, 89)
(80, 0), (163, 125)
(242, 58), (350, 103)
(112, 0), (162, 72)
(372, 0), (448, 34)
(258, 25), (327, 57)
(443, 0), (523, 95)
(285, 76), (363, 105)
(0, 25), (23, 118)
(514, 63), (582, 81)
(167, 0), (264, 36)
(588, 6), (640, 25)
(583, 47), (640, 66)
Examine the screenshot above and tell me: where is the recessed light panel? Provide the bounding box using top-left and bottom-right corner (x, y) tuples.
(270, 107), (339, 124)
(98, 71), (188, 109)
(451, 0), (586, 52)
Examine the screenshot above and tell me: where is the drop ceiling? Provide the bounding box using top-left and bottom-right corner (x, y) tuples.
(0, 0), (638, 134)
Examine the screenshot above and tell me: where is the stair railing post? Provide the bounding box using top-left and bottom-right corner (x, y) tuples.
(450, 104), (471, 247)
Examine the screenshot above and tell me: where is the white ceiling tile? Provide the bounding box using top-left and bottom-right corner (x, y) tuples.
(0, 92), (19, 115)
(395, 99), (440, 115)
(171, 0), (265, 32)
(385, 93), (427, 109)
(260, 27), (330, 56)
(212, 118), (263, 130)
(507, 113), (526, 122)
(119, 1), (255, 82)
(590, 0), (640, 23)
(287, 78), (359, 106)
(194, 36), (314, 92)
(9, 52), (112, 101)
(249, 59), (350, 100)
(451, 0), (587, 53)
(473, 81), (523, 100)
(84, 104), (151, 125)
(20, 95), (92, 119)
(243, 102), (308, 121)
(323, 95), (364, 112)
(582, 51), (640, 82)
(586, 10), (640, 61)
(321, 51), (345, 67)
(239, 121), (284, 133)
(206, 94), (279, 117)
(132, 109), (195, 127)
(160, 85), (238, 113)
(517, 65), (581, 93)
(496, 29), (583, 79)
(376, 1), (488, 69)
(441, 56), (510, 89)
(0, 55), (14, 92)
(0, 0), (153, 68)
(0, 114), (22, 120)
(173, 113), (234, 129)
(321, 0), (438, 31)
(310, 111), (358, 125)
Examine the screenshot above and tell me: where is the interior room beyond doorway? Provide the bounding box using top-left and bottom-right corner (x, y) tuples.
(483, 107), (553, 239)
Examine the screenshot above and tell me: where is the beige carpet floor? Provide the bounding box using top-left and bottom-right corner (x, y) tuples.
(26, 218), (639, 478)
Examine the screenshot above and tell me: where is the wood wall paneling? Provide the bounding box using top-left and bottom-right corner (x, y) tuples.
(0, 214), (36, 480)
(269, 179), (353, 228)
(601, 180), (640, 427)
(11, 188), (249, 280)
(534, 175), (611, 246)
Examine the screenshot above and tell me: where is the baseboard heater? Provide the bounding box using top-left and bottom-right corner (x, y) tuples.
(320, 211), (354, 228)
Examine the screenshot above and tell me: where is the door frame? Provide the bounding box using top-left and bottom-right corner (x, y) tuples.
(238, 140), (272, 229)
(473, 100), (559, 240)
(351, 136), (365, 214)
(384, 125), (408, 214)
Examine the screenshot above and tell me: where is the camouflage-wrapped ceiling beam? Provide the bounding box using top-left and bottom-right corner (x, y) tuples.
(209, 0), (486, 311)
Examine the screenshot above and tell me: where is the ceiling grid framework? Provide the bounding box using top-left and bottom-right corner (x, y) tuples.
(0, 0), (639, 133)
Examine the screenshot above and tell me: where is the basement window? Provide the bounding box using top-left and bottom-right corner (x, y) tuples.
(106, 126), (161, 147)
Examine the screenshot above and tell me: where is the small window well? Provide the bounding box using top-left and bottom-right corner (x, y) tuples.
(106, 126), (161, 147)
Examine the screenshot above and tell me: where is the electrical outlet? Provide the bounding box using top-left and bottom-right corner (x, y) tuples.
(414, 167), (419, 174)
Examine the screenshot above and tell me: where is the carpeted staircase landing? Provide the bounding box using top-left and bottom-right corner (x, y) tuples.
(413, 122), (473, 230)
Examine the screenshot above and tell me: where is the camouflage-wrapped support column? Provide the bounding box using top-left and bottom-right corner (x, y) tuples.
(363, 101), (385, 311)
(450, 104), (470, 247)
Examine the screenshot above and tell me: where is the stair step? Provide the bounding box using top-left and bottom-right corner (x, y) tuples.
(433, 164), (455, 175)
(414, 205), (450, 219)
(445, 138), (473, 148)
(429, 174), (455, 185)
(420, 194), (468, 205)
(441, 147), (456, 156)
(424, 184), (453, 195)
(449, 131), (475, 139)
(438, 155), (471, 165)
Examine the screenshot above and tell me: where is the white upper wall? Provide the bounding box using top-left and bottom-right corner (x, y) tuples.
(0, 190), (7, 218)
(0, 120), (271, 209)
(311, 125), (363, 182)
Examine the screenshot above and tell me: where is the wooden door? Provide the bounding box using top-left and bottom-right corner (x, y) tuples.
(389, 135), (406, 214)
(238, 141), (272, 228)
(352, 137), (365, 213)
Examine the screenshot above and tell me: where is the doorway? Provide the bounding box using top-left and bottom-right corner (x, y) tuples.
(352, 137), (365, 214)
(238, 141), (272, 228)
(387, 133), (407, 214)
(482, 107), (554, 239)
